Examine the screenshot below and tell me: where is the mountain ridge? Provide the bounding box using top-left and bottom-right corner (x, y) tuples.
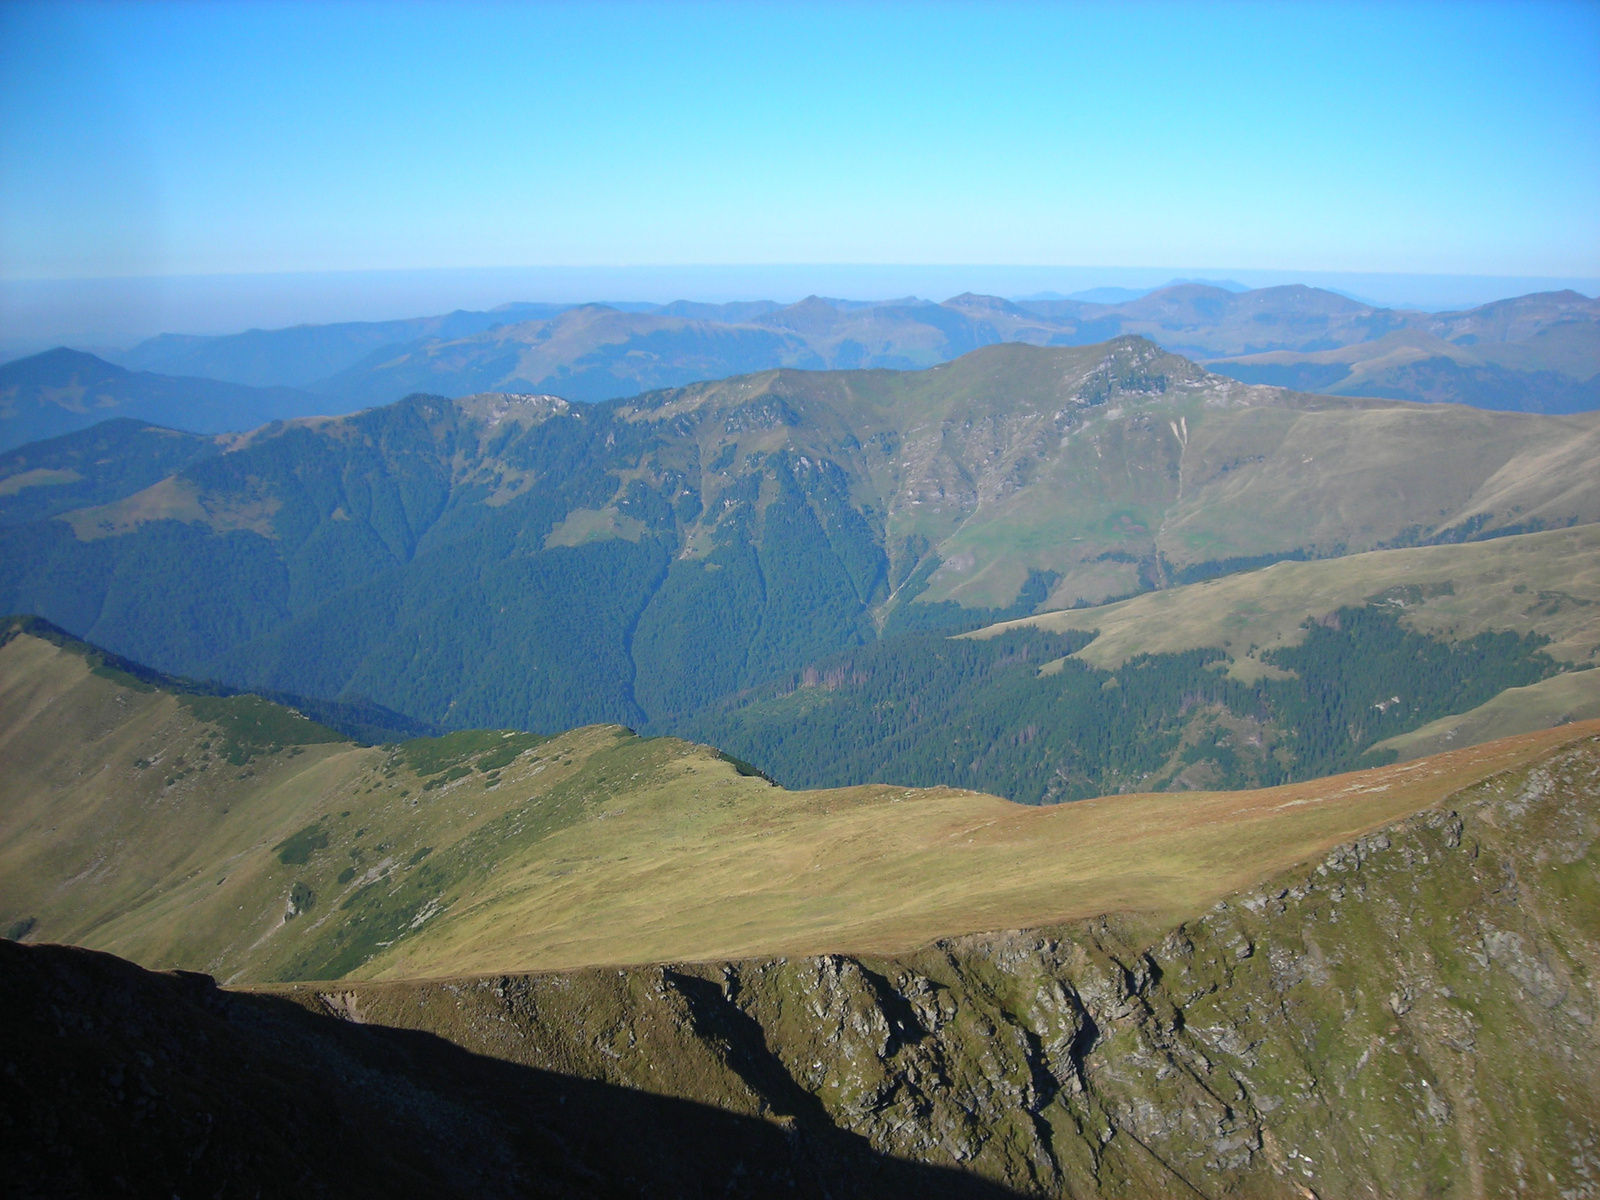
(3, 614), (1594, 986)
(17, 283), (1587, 424)
(0, 347), (329, 453)
(3, 338), (1597, 756)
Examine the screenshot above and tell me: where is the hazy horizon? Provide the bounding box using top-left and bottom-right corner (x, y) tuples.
(4, 263), (1598, 358)
(3, 0), (1596, 355)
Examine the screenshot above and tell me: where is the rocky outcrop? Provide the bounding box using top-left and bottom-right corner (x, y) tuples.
(285, 736), (1600, 1198)
(6, 737), (1597, 1197)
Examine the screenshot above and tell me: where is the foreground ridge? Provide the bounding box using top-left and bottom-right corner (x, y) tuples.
(8, 736), (1597, 1197)
(5, 619), (1596, 987)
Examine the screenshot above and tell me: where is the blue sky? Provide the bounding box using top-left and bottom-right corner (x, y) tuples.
(1, 0), (1597, 290)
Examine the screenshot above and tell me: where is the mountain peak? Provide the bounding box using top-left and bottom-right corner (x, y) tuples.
(942, 292), (1032, 317)
(0, 346), (130, 385)
(453, 390), (571, 429)
(751, 295), (849, 334)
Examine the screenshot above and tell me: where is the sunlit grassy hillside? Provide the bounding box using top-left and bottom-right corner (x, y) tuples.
(4, 622), (1594, 988)
(973, 524), (1600, 673)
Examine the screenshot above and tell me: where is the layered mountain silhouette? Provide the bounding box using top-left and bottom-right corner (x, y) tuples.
(0, 348), (330, 453)
(2, 338), (1595, 792)
(2, 285), (1582, 441)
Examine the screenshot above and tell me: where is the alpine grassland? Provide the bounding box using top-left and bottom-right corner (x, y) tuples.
(3, 620), (1594, 989)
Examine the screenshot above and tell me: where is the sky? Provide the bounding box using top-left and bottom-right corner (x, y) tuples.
(0, 0), (1597, 339)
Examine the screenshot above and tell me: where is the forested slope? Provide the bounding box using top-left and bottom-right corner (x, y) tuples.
(2, 340), (1595, 773)
(688, 607), (1568, 801)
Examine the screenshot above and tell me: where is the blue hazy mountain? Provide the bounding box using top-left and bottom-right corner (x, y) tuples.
(33, 285), (1597, 421)
(0, 349), (329, 453)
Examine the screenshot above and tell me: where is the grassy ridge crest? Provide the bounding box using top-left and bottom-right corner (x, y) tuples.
(3, 624), (1595, 987)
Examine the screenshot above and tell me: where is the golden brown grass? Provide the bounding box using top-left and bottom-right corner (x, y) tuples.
(371, 719), (1599, 979)
(971, 525), (1600, 671)
(5, 630), (1594, 985)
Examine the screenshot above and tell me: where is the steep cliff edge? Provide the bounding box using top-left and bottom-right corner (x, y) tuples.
(276, 734), (1600, 1198)
(5, 735), (1596, 1197)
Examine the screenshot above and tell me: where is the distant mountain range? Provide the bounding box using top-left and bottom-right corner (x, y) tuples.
(115, 282), (1600, 412)
(0, 348), (327, 453)
(1206, 289), (1600, 412)
(115, 302), (572, 386)
(3, 336), (1596, 800)
(2, 284), (1592, 452)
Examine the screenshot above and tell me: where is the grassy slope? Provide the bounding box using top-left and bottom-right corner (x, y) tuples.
(5, 628), (1597, 987)
(377, 718), (1597, 981)
(1372, 668), (1600, 761)
(255, 734), (1600, 1200)
(972, 525), (1600, 673)
(634, 343), (1600, 609)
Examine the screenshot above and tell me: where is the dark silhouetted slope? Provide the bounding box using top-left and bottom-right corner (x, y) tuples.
(1, 939), (1013, 1199)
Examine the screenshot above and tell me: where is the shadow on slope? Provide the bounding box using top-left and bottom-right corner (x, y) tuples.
(0, 939), (1021, 1200)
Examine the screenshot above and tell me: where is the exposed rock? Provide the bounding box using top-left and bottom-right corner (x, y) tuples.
(281, 737), (1600, 1198)
(7, 737), (1598, 1197)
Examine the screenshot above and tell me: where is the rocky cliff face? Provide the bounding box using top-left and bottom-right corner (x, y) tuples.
(284, 736), (1600, 1198)
(7, 737), (1597, 1198)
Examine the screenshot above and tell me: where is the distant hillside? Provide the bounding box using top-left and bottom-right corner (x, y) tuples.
(0, 418), (221, 526)
(307, 294), (1085, 406)
(687, 528), (1599, 800)
(97, 285), (1600, 415)
(0, 348), (328, 452)
(114, 301), (571, 387)
(976, 525), (1600, 673)
(1, 339), (1596, 759)
(316, 303), (823, 406)
(1206, 292), (1600, 413)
